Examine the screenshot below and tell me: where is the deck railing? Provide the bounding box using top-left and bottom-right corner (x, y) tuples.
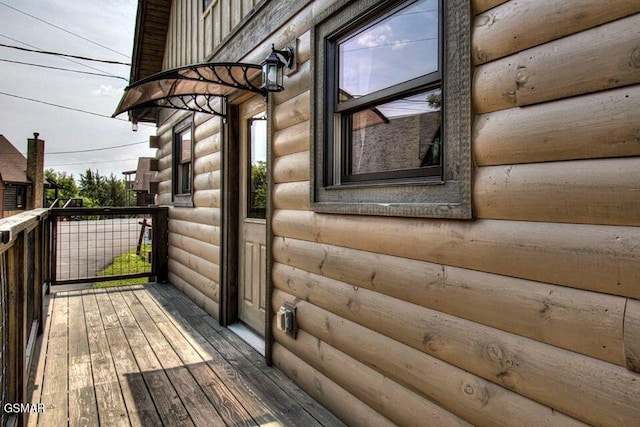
(0, 206), (168, 426)
(49, 207), (168, 286)
(0, 209), (49, 427)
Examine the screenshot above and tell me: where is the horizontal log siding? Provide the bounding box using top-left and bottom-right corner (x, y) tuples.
(272, 290), (586, 427)
(273, 236), (625, 365)
(473, 0), (640, 65)
(267, 2), (640, 425)
(272, 263), (639, 426)
(154, 113), (223, 320)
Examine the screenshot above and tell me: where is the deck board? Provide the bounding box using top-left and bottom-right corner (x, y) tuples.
(28, 284), (344, 427)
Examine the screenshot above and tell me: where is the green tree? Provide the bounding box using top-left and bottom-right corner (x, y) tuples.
(79, 169), (129, 207)
(45, 168), (78, 201)
(251, 160), (267, 209)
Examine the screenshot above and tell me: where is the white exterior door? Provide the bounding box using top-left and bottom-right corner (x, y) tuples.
(237, 97), (267, 335)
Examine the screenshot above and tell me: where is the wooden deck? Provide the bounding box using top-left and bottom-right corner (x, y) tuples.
(27, 284), (344, 427)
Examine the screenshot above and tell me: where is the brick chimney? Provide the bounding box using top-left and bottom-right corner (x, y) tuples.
(26, 132), (45, 209)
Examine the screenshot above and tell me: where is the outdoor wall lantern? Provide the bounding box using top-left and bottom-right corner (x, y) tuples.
(261, 44), (295, 93)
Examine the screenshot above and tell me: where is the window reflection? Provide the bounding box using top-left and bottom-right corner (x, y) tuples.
(349, 89), (441, 176)
(338, 0), (439, 100)
(248, 113), (267, 219)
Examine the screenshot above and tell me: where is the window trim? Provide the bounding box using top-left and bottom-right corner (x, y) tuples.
(311, 0), (472, 219)
(172, 116), (194, 207)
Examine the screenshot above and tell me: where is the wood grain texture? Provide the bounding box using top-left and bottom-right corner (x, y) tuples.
(169, 244), (220, 281)
(193, 171), (221, 191)
(193, 151), (221, 174)
(473, 0), (640, 64)
(95, 291), (163, 427)
(472, 0), (509, 14)
(82, 292), (130, 427)
(273, 90), (310, 131)
(474, 158), (640, 226)
(273, 263), (640, 426)
(168, 257), (220, 302)
(473, 55), (518, 113)
(168, 218), (220, 246)
(624, 299), (640, 373)
(194, 133), (221, 157)
(273, 344), (396, 427)
(272, 209), (640, 299)
(273, 290), (586, 427)
(474, 85), (640, 165)
(273, 236), (626, 365)
(516, 13), (640, 107)
(273, 121), (310, 157)
(273, 181), (310, 211)
(148, 283), (344, 426)
(275, 327), (472, 426)
(168, 272), (220, 319)
(273, 60), (311, 105)
(273, 150), (310, 183)
(169, 206), (220, 226)
(193, 189), (221, 208)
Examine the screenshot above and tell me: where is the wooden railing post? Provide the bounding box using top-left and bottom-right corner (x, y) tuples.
(152, 207), (169, 283)
(7, 234), (26, 426)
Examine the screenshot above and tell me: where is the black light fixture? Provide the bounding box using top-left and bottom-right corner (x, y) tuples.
(261, 44), (295, 93)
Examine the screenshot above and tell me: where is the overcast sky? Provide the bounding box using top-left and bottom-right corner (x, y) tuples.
(0, 0), (155, 180)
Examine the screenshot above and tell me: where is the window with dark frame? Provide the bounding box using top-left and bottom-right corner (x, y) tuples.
(173, 117), (194, 206)
(330, 0), (442, 185)
(312, 0), (472, 219)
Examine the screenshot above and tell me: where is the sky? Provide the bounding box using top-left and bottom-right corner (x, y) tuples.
(0, 0), (156, 181)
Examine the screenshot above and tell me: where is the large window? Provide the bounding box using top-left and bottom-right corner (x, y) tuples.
(312, 0), (472, 218)
(173, 117), (194, 206)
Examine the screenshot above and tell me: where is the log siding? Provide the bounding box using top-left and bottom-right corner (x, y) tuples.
(146, 0), (640, 425)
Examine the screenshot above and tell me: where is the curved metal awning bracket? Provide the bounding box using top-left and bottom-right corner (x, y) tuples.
(113, 62), (265, 119)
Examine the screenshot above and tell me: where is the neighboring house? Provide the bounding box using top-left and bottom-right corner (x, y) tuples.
(114, 0), (640, 425)
(0, 134), (46, 218)
(123, 157), (159, 206)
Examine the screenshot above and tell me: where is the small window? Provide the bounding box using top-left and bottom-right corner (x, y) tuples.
(247, 113), (267, 219)
(173, 117), (194, 206)
(312, 0), (472, 218)
(16, 186), (25, 209)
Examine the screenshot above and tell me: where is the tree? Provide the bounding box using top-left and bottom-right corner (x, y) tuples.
(79, 169), (129, 207)
(45, 168), (78, 201)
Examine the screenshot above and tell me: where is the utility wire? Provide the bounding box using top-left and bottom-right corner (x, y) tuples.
(0, 33), (124, 78)
(0, 90), (128, 121)
(0, 0), (129, 58)
(0, 58), (128, 80)
(0, 90), (154, 126)
(0, 43), (131, 65)
(46, 141), (147, 154)
(48, 158), (138, 167)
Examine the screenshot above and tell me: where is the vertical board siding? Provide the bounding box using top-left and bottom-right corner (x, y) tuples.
(164, 0), (259, 69)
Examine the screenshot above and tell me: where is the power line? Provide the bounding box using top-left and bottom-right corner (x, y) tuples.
(0, 58), (128, 80)
(47, 141), (147, 154)
(0, 33), (124, 78)
(0, 90), (128, 121)
(2, 141), (148, 156)
(0, 0), (129, 58)
(0, 43), (130, 66)
(48, 158), (138, 167)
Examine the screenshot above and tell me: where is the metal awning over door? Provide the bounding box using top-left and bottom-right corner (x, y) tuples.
(113, 62), (265, 119)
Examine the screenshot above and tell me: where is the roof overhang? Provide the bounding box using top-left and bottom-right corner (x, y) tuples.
(113, 62), (266, 120)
